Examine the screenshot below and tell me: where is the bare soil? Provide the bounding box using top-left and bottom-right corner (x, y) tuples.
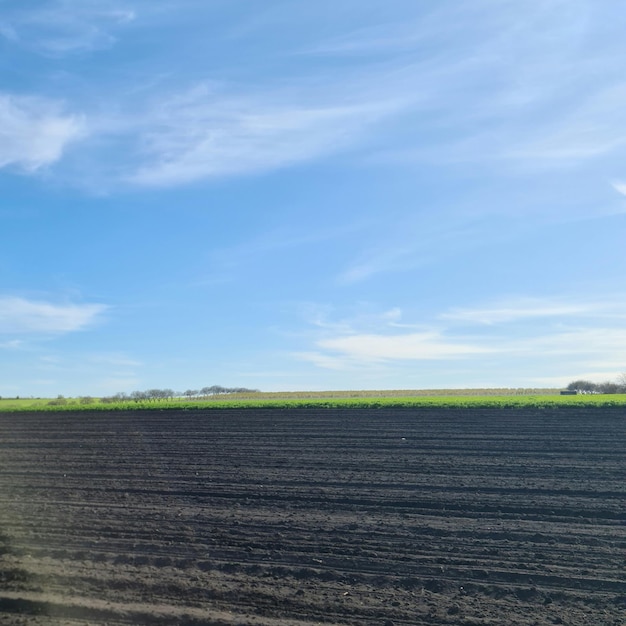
(0, 407), (625, 625)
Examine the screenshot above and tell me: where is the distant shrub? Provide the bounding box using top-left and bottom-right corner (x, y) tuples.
(101, 392), (129, 404)
(566, 380), (598, 393)
(566, 375), (626, 394)
(47, 397), (68, 406)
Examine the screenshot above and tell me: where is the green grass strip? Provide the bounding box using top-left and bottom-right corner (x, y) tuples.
(1, 394), (626, 412)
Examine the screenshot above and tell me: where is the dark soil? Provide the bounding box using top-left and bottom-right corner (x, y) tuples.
(0, 407), (625, 625)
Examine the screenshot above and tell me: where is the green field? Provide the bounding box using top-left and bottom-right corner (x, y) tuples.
(2, 389), (626, 412)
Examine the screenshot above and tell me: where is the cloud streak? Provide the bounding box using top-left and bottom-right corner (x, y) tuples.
(296, 295), (626, 380)
(0, 296), (107, 335)
(612, 181), (626, 197)
(2, 0), (135, 56)
(127, 85), (401, 186)
(0, 94), (84, 171)
(319, 331), (494, 362)
(5, 1), (626, 190)
(441, 297), (602, 325)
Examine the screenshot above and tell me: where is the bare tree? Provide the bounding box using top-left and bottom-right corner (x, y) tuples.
(566, 380), (597, 393)
(598, 381), (621, 394)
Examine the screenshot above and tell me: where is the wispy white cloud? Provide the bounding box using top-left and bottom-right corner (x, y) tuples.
(612, 181), (626, 196)
(507, 84), (626, 164)
(294, 351), (366, 372)
(336, 214), (490, 284)
(295, 295), (626, 381)
(3, 0), (135, 56)
(337, 244), (421, 285)
(126, 84), (401, 186)
(507, 327), (626, 358)
(441, 297), (602, 325)
(0, 339), (23, 349)
(299, 303), (407, 335)
(0, 94), (84, 171)
(4, 0), (626, 194)
(0, 22), (19, 42)
(293, 304), (494, 371)
(314, 1), (626, 173)
(318, 331), (494, 363)
(0, 296), (107, 334)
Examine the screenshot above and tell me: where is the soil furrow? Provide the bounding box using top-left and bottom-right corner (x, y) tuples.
(1, 407), (625, 625)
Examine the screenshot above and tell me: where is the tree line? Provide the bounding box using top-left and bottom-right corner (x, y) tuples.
(101, 385), (259, 404)
(566, 373), (626, 394)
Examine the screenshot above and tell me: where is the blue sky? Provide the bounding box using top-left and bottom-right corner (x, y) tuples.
(1, 0), (625, 397)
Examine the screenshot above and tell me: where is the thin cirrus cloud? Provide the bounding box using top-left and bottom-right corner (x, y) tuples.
(291, 306), (491, 370)
(0, 339), (23, 350)
(506, 84), (626, 165)
(612, 181), (626, 197)
(297, 323), (626, 373)
(0, 296), (107, 335)
(440, 298), (601, 325)
(313, 1), (626, 173)
(2, 0), (135, 56)
(509, 327), (626, 357)
(336, 215), (492, 285)
(317, 332), (493, 362)
(126, 85), (402, 186)
(3, 0), (625, 194)
(5, 1), (624, 187)
(337, 245), (419, 285)
(294, 331), (493, 372)
(0, 94), (84, 171)
(294, 295), (626, 373)
(296, 325), (626, 376)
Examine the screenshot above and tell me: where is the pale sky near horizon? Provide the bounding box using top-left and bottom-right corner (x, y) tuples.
(1, 0), (625, 397)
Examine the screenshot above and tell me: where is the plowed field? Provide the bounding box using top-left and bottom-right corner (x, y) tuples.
(1, 407), (625, 625)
